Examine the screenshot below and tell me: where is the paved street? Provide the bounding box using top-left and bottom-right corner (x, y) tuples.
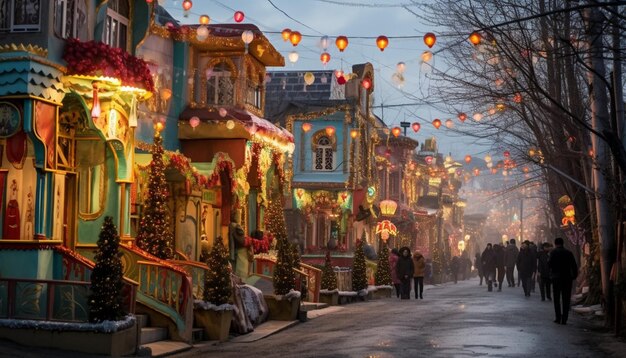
(182, 278), (625, 358)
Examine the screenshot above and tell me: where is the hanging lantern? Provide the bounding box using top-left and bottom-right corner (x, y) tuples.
(350, 129), (359, 139)
(320, 52), (331, 65)
(484, 154), (492, 162)
(160, 88), (172, 101)
(376, 35), (389, 51)
(199, 14), (210, 25)
(396, 62), (406, 74)
(281, 28), (291, 41)
(325, 126), (336, 136)
(473, 112), (483, 121)
(361, 78), (372, 90)
(458, 112), (467, 122)
(464, 155), (472, 163)
(234, 11), (245, 22)
(320, 35), (330, 50)
(375, 220), (398, 237)
(337, 75), (347, 85)
(189, 116), (200, 128)
(503, 150), (510, 158)
(469, 31), (481, 45)
(380, 200), (398, 216)
(241, 30), (254, 45)
(425, 156), (433, 165)
(301, 122), (312, 132)
(288, 51), (299, 64)
(513, 92), (523, 103)
(432, 118), (442, 129)
(91, 82), (100, 120)
(155, 121), (164, 132)
(421, 51), (433, 63)
(289, 31), (302, 46)
(182, 0), (192, 11)
(335, 36), (349, 52)
(303, 72), (315, 86)
(391, 127), (401, 137)
(473, 168), (480, 176)
(423, 32), (436, 48)
(412, 122), (421, 132)
(445, 119), (453, 128)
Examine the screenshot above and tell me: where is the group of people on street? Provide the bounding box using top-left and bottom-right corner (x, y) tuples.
(476, 237), (578, 325)
(389, 247), (426, 300)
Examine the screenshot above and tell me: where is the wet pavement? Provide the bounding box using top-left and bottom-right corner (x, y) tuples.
(1, 277), (624, 357)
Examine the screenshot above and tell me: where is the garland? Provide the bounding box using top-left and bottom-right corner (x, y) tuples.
(63, 38), (155, 92)
(245, 233), (274, 254)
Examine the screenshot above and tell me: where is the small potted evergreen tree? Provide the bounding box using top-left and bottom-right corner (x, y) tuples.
(351, 232), (369, 302)
(319, 250), (339, 305)
(194, 238), (234, 342)
(372, 236), (393, 299)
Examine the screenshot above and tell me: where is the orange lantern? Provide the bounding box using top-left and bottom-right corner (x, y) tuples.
(445, 119), (453, 128)
(199, 14), (210, 25)
(361, 78), (372, 90)
(234, 11), (245, 23)
(289, 31), (302, 46)
(469, 31), (481, 45)
(182, 0), (193, 11)
(155, 121), (165, 132)
(391, 127), (401, 137)
(281, 28), (291, 41)
(301, 122), (312, 132)
(458, 112), (467, 122)
(376, 35), (389, 51)
(320, 52), (331, 65)
(464, 155), (472, 163)
(325, 126), (336, 136)
(513, 93), (523, 103)
(412, 122), (421, 132)
(350, 129), (359, 139)
(432, 118), (442, 129)
(336, 36), (349, 52)
(473, 168), (480, 176)
(424, 32), (436, 48)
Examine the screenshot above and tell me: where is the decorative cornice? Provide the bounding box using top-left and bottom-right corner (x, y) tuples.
(0, 43), (48, 57)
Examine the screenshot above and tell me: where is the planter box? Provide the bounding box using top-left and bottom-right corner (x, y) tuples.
(264, 295), (301, 321)
(319, 291), (339, 306)
(0, 322), (137, 356)
(371, 287), (393, 299)
(194, 309), (233, 342)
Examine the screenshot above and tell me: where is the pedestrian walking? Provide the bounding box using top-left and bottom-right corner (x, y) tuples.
(450, 256), (460, 284)
(481, 244), (496, 292)
(529, 241), (538, 292)
(504, 239), (519, 287)
(548, 237), (578, 325)
(396, 247), (414, 300)
(517, 240), (537, 297)
(412, 250), (426, 299)
(494, 243), (505, 291)
(389, 248), (401, 298)
(537, 242), (552, 301)
(475, 252), (484, 285)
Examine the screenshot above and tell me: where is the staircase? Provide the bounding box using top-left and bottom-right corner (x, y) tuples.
(137, 314), (192, 357)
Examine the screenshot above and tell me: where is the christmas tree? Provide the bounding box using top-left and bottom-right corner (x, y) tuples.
(264, 189), (285, 241)
(375, 238), (392, 286)
(203, 237), (231, 305)
(136, 126), (174, 259)
(352, 232), (368, 292)
(273, 235), (296, 295)
(321, 250), (338, 290)
(88, 216), (125, 323)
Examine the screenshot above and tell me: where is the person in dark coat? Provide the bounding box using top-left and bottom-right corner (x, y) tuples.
(517, 240), (537, 297)
(396, 247), (414, 299)
(548, 237), (578, 325)
(529, 241), (538, 292)
(481, 244), (496, 292)
(474, 252), (484, 285)
(493, 244), (506, 291)
(537, 242), (553, 301)
(504, 239), (519, 287)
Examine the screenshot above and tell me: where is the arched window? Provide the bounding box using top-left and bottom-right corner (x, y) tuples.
(103, 0), (129, 49)
(313, 136), (334, 171)
(206, 62), (234, 106)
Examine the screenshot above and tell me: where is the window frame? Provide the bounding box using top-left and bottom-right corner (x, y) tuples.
(0, 0), (42, 33)
(54, 0), (87, 39)
(103, 0), (129, 50)
(313, 135), (335, 172)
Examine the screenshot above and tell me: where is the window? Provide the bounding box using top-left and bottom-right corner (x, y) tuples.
(313, 136), (334, 171)
(103, 0), (128, 50)
(206, 63), (234, 106)
(0, 0), (41, 32)
(76, 140), (106, 218)
(54, 0), (87, 39)
(245, 79), (262, 108)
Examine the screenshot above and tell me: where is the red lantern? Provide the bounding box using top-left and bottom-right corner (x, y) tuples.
(424, 32), (436, 48)
(301, 122), (312, 133)
(325, 126), (336, 136)
(337, 76), (347, 85)
(503, 150), (510, 158)
(361, 78), (372, 90)
(182, 0), (192, 11)
(464, 155), (472, 163)
(281, 28), (291, 41)
(320, 52), (331, 65)
(146, 0), (153, 3)
(469, 31), (481, 45)
(376, 35), (389, 51)
(458, 113), (467, 122)
(412, 122), (421, 132)
(289, 31), (302, 46)
(234, 11), (245, 23)
(513, 93), (523, 103)
(432, 118), (442, 129)
(425, 156), (433, 165)
(391, 127), (401, 137)
(336, 36), (349, 52)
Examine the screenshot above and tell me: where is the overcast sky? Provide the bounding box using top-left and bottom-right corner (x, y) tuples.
(163, 0), (491, 158)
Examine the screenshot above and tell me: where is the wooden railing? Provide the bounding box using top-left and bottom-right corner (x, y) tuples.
(169, 260), (208, 300)
(252, 256), (321, 302)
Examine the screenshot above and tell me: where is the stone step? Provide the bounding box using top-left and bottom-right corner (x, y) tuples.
(140, 327), (168, 345)
(192, 328), (204, 343)
(301, 302), (329, 312)
(141, 340), (192, 357)
(136, 314), (149, 329)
